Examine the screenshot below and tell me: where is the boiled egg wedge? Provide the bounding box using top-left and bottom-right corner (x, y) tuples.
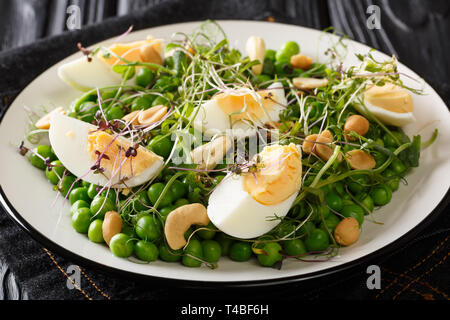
(355, 83), (415, 127)
(207, 143), (302, 239)
(58, 37), (164, 91)
(49, 113), (164, 188)
(193, 82), (287, 138)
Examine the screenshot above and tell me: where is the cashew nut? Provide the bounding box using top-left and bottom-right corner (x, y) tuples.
(345, 149), (376, 170)
(35, 107), (66, 130)
(164, 203), (210, 250)
(303, 130), (341, 162)
(293, 77), (329, 90)
(245, 36), (266, 75)
(334, 217), (360, 246)
(102, 211), (123, 246)
(290, 54), (313, 70)
(137, 105), (168, 125)
(191, 135), (232, 170)
(344, 115), (370, 141)
(122, 110), (142, 125)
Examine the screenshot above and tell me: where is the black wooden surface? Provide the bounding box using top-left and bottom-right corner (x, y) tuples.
(0, 0), (449, 301)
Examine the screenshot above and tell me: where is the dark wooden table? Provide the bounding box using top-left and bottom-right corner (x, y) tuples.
(0, 0), (449, 301)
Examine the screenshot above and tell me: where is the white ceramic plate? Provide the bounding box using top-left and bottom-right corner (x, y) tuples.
(1, 21), (449, 285)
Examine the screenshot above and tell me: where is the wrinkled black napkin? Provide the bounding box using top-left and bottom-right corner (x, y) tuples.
(0, 0), (449, 301)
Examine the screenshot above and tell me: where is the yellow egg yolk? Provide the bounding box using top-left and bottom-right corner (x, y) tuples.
(215, 89), (277, 123)
(87, 131), (160, 180)
(243, 143), (302, 205)
(364, 83), (414, 114)
(100, 36), (162, 66)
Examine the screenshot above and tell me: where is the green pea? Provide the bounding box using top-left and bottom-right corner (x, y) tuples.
(265, 49), (277, 61)
(341, 205), (365, 226)
(276, 41), (300, 62)
(385, 169), (400, 192)
(147, 183), (174, 207)
(70, 200), (90, 216)
(197, 222), (216, 240)
(174, 198), (189, 208)
(360, 195), (375, 213)
(69, 187), (90, 205)
(229, 242), (252, 262)
(370, 184), (392, 206)
(71, 207), (93, 234)
(135, 215), (160, 241)
(147, 135), (174, 159)
(215, 233), (234, 256)
(202, 240), (222, 263)
(348, 174), (369, 194)
(90, 196), (116, 219)
(100, 89), (117, 104)
(182, 239), (204, 267)
(58, 176), (79, 197)
(326, 192), (343, 212)
(170, 180), (187, 200)
(109, 233), (134, 258)
(29, 145), (57, 170)
(305, 229), (329, 252)
(321, 214), (340, 233)
(383, 133), (397, 147)
(389, 158), (406, 175)
(283, 239), (307, 257)
(257, 242), (283, 267)
(159, 205), (176, 217)
(87, 183), (99, 199)
(135, 240), (159, 262)
(88, 219), (104, 243)
(131, 96), (152, 112)
(45, 160), (65, 185)
(159, 243), (182, 262)
(106, 106), (124, 120)
(136, 68), (155, 87)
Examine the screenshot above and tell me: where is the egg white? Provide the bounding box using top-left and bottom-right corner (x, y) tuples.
(49, 113), (164, 188)
(207, 174), (297, 239)
(355, 101), (415, 127)
(57, 55), (124, 92)
(193, 82), (287, 138)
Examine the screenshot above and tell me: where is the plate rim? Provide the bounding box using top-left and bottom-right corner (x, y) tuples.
(1, 19), (449, 287)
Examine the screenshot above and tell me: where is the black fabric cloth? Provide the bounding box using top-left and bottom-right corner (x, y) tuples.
(0, 0), (449, 301)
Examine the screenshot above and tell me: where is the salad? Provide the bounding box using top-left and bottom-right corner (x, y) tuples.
(20, 21), (437, 269)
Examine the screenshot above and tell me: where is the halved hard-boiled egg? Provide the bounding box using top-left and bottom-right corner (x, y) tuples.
(58, 36), (164, 91)
(207, 143), (302, 239)
(193, 82), (287, 138)
(355, 83), (415, 127)
(49, 113), (164, 188)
